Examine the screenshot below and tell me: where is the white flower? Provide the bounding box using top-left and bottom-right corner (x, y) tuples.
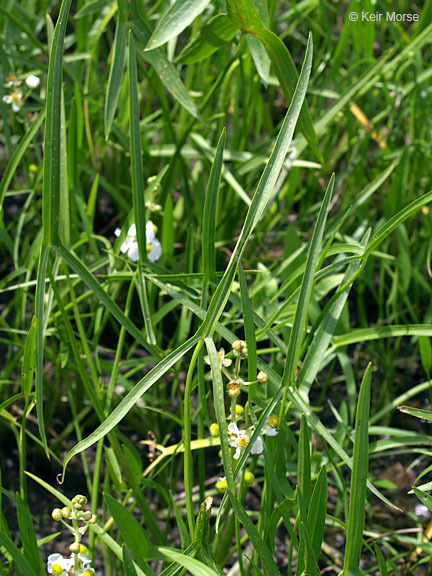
(5, 72), (20, 88)
(204, 347), (232, 368)
(114, 220), (162, 263)
(46, 552), (94, 575)
(25, 74), (40, 88)
(47, 553), (73, 575)
(227, 422), (263, 460)
(263, 414), (279, 436)
(3, 91), (22, 112)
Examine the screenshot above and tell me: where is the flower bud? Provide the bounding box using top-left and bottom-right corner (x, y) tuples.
(226, 379), (242, 398)
(82, 511), (92, 522)
(79, 544), (88, 554)
(52, 563), (64, 576)
(51, 508), (62, 521)
(243, 471), (255, 485)
(235, 405), (244, 416)
(257, 370), (267, 383)
(215, 479), (228, 493)
(69, 541), (80, 553)
(72, 494), (87, 510)
(209, 423), (219, 437)
(232, 340), (248, 358)
(61, 507), (71, 519)
(89, 514), (98, 524)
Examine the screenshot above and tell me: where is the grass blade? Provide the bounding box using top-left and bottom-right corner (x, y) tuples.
(145, 0), (211, 51)
(199, 34), (313, 338)
(202, 129), (225, 283)
(129, 30), (156, 344)
(227, 490), (281, 576)
(343, 364), (372, 575)
(104, 0), (128, 138)
(60, 335), (199, 481)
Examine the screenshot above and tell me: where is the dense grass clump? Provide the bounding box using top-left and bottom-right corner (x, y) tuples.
(1, 1), (432, 575)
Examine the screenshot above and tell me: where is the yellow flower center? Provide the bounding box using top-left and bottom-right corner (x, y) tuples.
(146, 244), (151, 253)
(268, 414), (279, 428)
(52, 563), (64, 575)
(238, 437), (248, 449)
(226, 381), (241, 398)
(11, 92), (20, 102)
(8, 73), (17, 83)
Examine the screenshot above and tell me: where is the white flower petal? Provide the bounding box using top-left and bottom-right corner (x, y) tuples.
(128, 224), (136, 237)
(114, 227), (121, 237)
(251, 436), (263, 455)
(148, 239), (162, 262)
(228, 422), (239, 435)
(2, 95), (12, 104)
(234, 447), (241, 460)
(25, 74), (40, 88)
(264, 425), (278, 437)
(128, 242), (139, 262)
(146, 220), (156, 242)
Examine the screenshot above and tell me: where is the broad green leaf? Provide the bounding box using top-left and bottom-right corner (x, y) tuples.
(177, 14), (238, 64)
(130, 20), (199, 118)
(199, 34), (313, 338)
(104, 0), (128, 138)
(60, 335), (199, 480)
(145, 0), (212, 51)
(343, 364), (372, 575)
(227, 490), (281, 576)
(202, 129), (225, 283)
(246, 34), (270, 85)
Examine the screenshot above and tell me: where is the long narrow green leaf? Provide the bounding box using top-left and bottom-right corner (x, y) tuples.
(343, 364), (372, 575)
(145, 0), (212, 51)
(21, 316), (37, 396)
(227, 490), (281, 576)
(0, 111), (45, 216)
(282, 175), (334, 389)
(60, 335), (199, 480)
(308, 467), (327, 561)
(130, 19), (199, 118)
(202, 129), (225, 283)
(42, 0), (73, 246)
(129, 31), (156, 345)
(53, 244), (159, 356)
(0, 534), (38, 576)
(204, 338), (235, 493)
(104, 0), (128, 138)
(199, 34), (313, 338)
(298, 415), (311, 508)
(35, 245), (50, 455)
(16, 494), (42, 573)
(226, 0), (322, 161)
(177, 14), (238, 64)
(331, 325), (432, 349)
(398, 405), (432, 422)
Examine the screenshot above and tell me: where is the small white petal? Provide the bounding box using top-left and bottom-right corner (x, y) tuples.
(25, 74), (40, 88)
(146, 220), (156, 242)
(228, 422), (239, 435)
(114, 227), (121, 237)
(2, 95), (12, 104)
(148, 239), (162, 262)
(234, 447), (241, 460)
(251, 436), (263, 455)
(12, 102), (20, 112)
(264, 425), (278, 437)
(128, 224), (137, 237)
(128, 242), (139, 262)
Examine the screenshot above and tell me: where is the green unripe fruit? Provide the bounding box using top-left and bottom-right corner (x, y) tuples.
(209, 423), (219, 437)
(215, 479), (228, 493)
(243, 471), (255, 485)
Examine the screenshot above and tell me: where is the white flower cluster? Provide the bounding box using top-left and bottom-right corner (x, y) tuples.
(47, 551), (94, 575)
(2, 72), (40, 112)
(115, 221), (162, 263)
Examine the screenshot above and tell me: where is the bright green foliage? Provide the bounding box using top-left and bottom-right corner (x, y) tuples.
(1, 0), (432, 575)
